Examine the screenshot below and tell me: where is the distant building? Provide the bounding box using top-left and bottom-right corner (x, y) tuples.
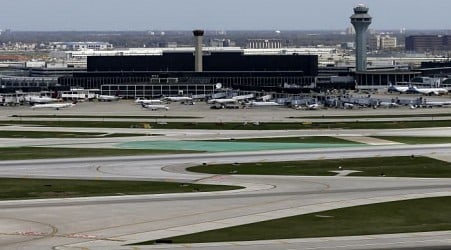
(405, 35), (450, 53)
(58, 47), (318, 97)
(246, 39), (283, 49)
(380, 35), (397, 49)
(209, 39), (235, 47)
(2, 29), (12, 37)
(345, 26), (356, 35)
(48, 42), (113, 51)
(158, 42), (177, 48)
(341, 42), (355, 50)
(369, 35), (380, 51)
(369, 35), (397, 50)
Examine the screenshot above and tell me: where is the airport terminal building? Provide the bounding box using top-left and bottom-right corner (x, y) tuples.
(58, 48), (318, 98)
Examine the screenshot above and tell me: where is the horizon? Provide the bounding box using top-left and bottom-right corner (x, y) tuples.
(1, 0), (450, 31)
(3, 29), (451, 32)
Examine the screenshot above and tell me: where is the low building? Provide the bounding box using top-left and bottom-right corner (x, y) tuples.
(58, 49), (318, 98)
(246, 39), (283, 49)
(355, 70), (421, 90)
(405, 35), (450, 53)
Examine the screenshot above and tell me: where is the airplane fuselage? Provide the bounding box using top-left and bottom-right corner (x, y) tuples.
(142, 104), (169, 111)
(31, 102), (75, 110)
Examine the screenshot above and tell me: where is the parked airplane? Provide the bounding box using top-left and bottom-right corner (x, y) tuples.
(387, 84), (409, 93)
(343, 103), (354, 109)
(260, 94), (273, 102)
(209, 94), (255, 104)
(377, 101), (400, 108)
(423, 101), (451, 107)
(208, 98), (238, 104)
(162, 96), (193, 104)
(134, 98), (163, 105)
(248, 101), (282, 107)
(141, 103), (169, 111)
(97, 95), (120, 102)
(232, 94), (254, 101)
(307, 103), (321, 110)
(408, 86), (448, 95)
(31, 101), (77, 110)
(25, 95), (58, 104)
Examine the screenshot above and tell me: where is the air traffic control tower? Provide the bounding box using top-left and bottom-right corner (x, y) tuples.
(193, 29), (204, 72)
(351, 4), (372, 71)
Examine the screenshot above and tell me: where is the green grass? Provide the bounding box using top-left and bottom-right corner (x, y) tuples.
(135, 196), (451, 244)
(288, 113), (451, 119)
(0, 147), (201, 161)
(10, 115), (201, 119)
(0, 178), (241, 200)
(187, 156), (451, 178)
(4, 120), (451, 130)
(211, 136), (360, 144)
(373, 136), (451, 145)
(0, 131), (149, 138)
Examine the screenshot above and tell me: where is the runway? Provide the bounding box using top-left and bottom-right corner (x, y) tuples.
(1, 144), (451, 249)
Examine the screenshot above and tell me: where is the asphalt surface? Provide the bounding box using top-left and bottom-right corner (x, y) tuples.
(1, 101), (451, 249)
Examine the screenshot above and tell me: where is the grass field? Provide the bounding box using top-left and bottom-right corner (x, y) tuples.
(4, 120), (451, 130)
(136, 196), (451, 244)
(0, 178), (241, 200)
(188, 156), (451, 178)
(0, 147), (201, 161)
(0, 131), (148, 138)
(288, 113), (451, 119)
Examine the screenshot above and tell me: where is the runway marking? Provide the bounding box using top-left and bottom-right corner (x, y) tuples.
(95, 165), (111, 175)
(0, 217), (58, 247)
(0, 231), (124, 242)
(195, 174), (228, 182)
(1, 231), (48, 237)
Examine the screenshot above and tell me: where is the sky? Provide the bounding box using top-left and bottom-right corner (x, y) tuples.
(1, 0), (450, 31)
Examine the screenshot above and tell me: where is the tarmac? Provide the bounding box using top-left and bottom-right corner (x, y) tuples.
(0, 99), (451, 249)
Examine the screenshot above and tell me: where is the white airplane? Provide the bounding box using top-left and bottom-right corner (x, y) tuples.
(25, 95), (58, 104)
(232, 94), (254, 101)
(248, 101), (282, 107)
(424, 101), (451, 107)
(208, 98), (237, 104)
(343, 103), (354, 109)
(409, 86), (448, 95)
(141, 103), (169, 111)
(209, 94), (255, 104)
(163, 96), (193, 103)
(377, 101), (400, 108)
(134, 98), (163, 105)
(387, 84), (409, 93)
(307, 103), (321, 110)
(260, 94), (273, 102)
(97, 95), (120, 102)
(31, 101), (77, 110)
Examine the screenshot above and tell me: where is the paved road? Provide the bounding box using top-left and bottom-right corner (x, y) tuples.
(1, 126), (451, 148)
(1, 144), (451, 249)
